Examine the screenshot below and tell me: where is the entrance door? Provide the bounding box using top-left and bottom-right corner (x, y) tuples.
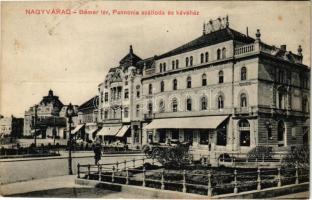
(159, 129), (166, 143)
(278, 121), (285, 146)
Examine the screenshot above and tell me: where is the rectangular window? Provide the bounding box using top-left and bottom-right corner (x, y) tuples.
(240, 131), (250, 146)
(136, 91), (140, 98)
(291, 127), (297, 140)
(202, 79), (207, 86)
(199, 131), (209, 145)
(104, 92), (108, 102)
(216, 125), (227, 146)
(171, 129), (179, 140)
(159, 129), (166, 143)
(100, 92), (104, 103)
(104, 110), (108, 119)
(124, 89), (129, 99)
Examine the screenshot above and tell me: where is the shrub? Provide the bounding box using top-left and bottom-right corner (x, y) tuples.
(247, 146), (273, 159)
(282, 145), (309, 170)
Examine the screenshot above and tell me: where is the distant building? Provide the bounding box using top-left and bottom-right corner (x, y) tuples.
(0, 116), (24, 138)
(24, 89), (78, 139)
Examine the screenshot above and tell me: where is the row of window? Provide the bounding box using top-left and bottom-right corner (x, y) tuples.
(149, 67), (247, 94)
(147, 93), (248, 113)
(159, 47), (227, 72)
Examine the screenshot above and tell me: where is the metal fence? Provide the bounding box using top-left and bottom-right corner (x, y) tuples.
(77, 159), (309, 197)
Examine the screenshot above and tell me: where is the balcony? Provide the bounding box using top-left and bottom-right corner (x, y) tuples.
(145, 68), (155, 76)
(234, 44), (256, 56)
(144, 113), (155, 120)
(102, 118), (122, 124)
(234, 106), (258, 115)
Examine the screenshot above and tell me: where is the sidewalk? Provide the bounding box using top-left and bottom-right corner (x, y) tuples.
(0, 175), (84, 196)
(0, 151), (144, 162)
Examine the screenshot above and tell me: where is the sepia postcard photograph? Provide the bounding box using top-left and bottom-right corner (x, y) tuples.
(0, 1), (310, 199)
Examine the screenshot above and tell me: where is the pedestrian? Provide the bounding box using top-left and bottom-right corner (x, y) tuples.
(93, 141), (102, 165)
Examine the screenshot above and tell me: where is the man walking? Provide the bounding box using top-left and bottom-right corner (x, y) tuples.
(93, 140), (102, 165)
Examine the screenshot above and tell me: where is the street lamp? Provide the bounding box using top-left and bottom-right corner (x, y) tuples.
(66, 103), (75, 175)
(34, 104), (38, 147)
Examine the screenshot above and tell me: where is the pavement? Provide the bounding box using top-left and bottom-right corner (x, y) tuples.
(272, 191), (309, 199)
(0, 175), (80, 196)
(0, 152), (147, 185)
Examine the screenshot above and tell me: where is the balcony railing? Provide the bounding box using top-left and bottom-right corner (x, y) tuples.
(144, 113), (154, 120)
(102, 118), (122, 123)
(234, 106), (258, 115)
(234, 44), (256, 56)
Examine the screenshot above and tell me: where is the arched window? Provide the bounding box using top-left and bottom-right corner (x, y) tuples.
(160, 81), (165, 92)
(124, 107), (129, 118)
(205, 52), (209, 62)
(302, 96), (308, 112)
(200, 53), (204, 63)
(201, 96), (207, 110)
(239, 119), (250, 146)
(241, 67), (247, 81)
(240, 93), (247, 107)
(190, 56), (193, 66)
(172, 98), (178, 112)
(202, 74), (207, 86)
(218, 95), (224, 109)
(217, 49), (221, 60)
(219, 70), (224, 83)
(148, 84), (153, 95)
(136, 85), (140, 98)
(173, 79), (177, 90)
(163, 63), (166, 71)
(186, 98), (192, 111)
(278, 121), (285, 146)
(172, 60), (175, 70)
(222, 47), (226, 59)
(176, 60), (179, 69)
(148, 103), (153, 115)
(159, 100), (165, 113)
(136, 104), (140, 117)
(185, 57), (189, 67)
(187, 76), (192, 88)
(160, 63), (163, 72)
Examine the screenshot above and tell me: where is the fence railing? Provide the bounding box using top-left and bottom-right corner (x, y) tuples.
(77, 159), (309, 197)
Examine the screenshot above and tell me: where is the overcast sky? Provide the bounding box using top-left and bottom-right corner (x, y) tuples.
(1, 1), (310, 117)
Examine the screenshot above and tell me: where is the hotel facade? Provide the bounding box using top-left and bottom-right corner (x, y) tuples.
(97, 17), (310, 157)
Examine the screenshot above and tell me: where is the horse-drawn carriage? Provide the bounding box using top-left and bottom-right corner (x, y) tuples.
(142, 140), (192, 165)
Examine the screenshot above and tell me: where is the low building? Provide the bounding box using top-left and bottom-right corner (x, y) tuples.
(0, 116), (24, 138)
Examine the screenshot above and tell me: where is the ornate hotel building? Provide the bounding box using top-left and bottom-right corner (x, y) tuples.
(98, 17), (310, 156)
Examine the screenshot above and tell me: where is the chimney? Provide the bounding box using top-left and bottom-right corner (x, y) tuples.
(280, 45), (287, 51)
(246, 27), (249, 37)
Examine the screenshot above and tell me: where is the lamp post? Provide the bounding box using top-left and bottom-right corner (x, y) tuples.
(66, 103), (75, 175)
(34, 104), (38, 147)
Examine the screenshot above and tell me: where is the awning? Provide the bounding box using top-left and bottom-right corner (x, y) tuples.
(116, 125), (130, 137)
(71, 124), (84, 134)
(97, 126), (121, 136)
(144, 116), (228, 129)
